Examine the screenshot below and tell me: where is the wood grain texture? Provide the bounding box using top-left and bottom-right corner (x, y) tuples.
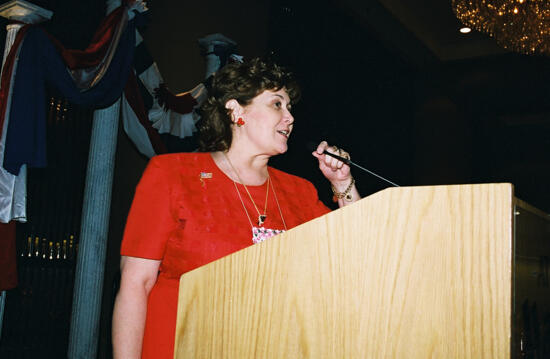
(175, 184), (513, 358)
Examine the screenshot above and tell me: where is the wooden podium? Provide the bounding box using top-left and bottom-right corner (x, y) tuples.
(174, 184), (550, 358)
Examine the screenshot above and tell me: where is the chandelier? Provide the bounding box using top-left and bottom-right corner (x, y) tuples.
(452, 0), (550, 55)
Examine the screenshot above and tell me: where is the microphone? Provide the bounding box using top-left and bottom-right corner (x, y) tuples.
(307, 142), (400, 187)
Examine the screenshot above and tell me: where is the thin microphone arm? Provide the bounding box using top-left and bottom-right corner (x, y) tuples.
(319, 150), (400, 188)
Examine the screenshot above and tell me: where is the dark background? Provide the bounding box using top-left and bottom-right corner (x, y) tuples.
(1, 0), (550, 357)
(0, 0), (547, 204)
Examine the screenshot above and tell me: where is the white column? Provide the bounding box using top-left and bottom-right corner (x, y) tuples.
(2, 23), (22, 64)
(0, 0), (52, 340)
(68, 101), (120, 359)
(67, 1), (122, 356)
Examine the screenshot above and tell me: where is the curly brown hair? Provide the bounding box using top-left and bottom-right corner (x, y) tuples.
(198, 58), (300, 152)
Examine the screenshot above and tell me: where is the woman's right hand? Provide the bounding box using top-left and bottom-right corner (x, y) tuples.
(312, 141), (360, 206)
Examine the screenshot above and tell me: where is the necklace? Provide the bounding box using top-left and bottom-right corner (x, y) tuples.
(224, 153), (270, 226)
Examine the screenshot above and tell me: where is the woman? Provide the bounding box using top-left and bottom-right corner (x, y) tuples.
(112, 58), (360, 358)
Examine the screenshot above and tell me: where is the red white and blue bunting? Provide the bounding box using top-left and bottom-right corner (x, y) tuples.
(0, 1), (209, 223)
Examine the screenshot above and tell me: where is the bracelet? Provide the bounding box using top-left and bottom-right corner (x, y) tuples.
(331, 177), (355, 202)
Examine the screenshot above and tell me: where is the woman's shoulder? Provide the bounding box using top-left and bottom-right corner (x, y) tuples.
(141, 153), (213, 181)
(149, 152), (211, 168)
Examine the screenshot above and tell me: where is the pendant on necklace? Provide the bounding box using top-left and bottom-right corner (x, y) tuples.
(258, 215), (267, 226)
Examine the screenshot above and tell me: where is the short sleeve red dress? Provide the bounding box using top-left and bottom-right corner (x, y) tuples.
(121, 152), (331, 359)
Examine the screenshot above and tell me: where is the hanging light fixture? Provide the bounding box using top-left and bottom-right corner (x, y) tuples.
(452, 0), (550, 55)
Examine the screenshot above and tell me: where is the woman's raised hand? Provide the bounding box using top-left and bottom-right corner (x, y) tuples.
(311, 140), (352, 186)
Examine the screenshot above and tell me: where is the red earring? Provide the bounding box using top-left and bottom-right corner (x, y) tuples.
(236, 117), (245, 127)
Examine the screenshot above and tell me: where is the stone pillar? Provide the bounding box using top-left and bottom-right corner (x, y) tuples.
(198, 33), (237, 79)
(2, 23), (21, 63)
(0, 0), (52, 339)
(67, 0), (122, 355)
(0, 0), (53, 63)
(68, 101), (120, 359)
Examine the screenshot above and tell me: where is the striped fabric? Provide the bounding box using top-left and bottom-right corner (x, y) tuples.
(121, 29), (207, 158)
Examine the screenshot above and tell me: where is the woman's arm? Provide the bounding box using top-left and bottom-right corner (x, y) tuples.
(112, 256), (161, 359)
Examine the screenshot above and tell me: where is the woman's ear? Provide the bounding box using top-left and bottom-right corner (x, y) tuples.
(225, 99), (243, 120)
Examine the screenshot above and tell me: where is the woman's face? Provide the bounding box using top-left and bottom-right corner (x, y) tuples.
(235, 88), (294, 156)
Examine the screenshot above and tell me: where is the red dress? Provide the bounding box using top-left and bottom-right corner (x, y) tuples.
(121, 153), (330, 359)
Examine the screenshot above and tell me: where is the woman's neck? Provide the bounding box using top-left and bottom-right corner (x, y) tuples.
(212, 149), (270, 186)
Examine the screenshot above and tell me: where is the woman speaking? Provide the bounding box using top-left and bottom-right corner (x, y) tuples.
(112, 57), (360, 358)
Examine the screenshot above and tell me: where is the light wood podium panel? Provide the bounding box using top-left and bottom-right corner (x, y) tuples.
(175, 183), (514, 358)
